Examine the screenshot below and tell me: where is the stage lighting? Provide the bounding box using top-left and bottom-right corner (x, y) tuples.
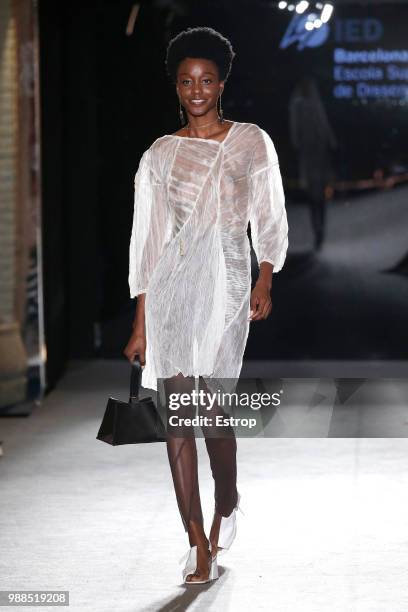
(288, 4), (295, 11)
(316, 2), (323, 8)
(305, 21), (314, 30)
(295, 1), (309, 14)
(313, 18), (322, 27)
(320, 3), (333, 23)
(278, 1), (288, 8)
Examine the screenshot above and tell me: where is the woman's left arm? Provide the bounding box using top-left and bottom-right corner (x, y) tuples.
(249, 261), (273, 321)
(248, 129), (289, 321)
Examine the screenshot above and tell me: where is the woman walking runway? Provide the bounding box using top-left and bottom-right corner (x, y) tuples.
(124, 26), (288, 584)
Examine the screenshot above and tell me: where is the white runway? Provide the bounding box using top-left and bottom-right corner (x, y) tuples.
(1, 360), (408, 611)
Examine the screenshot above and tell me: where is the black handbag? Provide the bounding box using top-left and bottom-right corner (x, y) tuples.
(96, 357), (167, 445)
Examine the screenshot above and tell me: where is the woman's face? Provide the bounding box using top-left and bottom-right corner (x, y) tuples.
(176, 57), (224, 118)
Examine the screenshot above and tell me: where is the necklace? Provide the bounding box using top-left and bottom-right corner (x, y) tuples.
(186, 116), (221, 136)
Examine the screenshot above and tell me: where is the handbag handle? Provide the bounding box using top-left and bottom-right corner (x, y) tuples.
(130, 356), (142, 402)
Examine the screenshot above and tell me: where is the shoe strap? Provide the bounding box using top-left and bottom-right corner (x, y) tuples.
(178, 545), (196, 565)
(179, 543), (213, 565)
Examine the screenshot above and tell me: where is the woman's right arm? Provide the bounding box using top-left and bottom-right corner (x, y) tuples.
(132, 293), (146, 335)
(126, 145), (172, 366)
(123, 294), (146, 365)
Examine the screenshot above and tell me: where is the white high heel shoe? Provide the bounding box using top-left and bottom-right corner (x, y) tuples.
(179, 541), (219, 584)
(216, 491), (244, 555)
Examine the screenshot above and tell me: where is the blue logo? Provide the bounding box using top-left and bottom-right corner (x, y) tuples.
(280, 14), (330, 51)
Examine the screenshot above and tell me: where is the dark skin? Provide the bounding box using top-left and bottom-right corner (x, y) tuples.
(123, 57), (273, 581)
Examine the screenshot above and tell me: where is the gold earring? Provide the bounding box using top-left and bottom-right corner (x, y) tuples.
(179, 99), (185, 126)
(218, 92), (224, 122)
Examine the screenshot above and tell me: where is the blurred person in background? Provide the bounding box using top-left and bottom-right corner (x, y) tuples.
(289, 76), (337, 249)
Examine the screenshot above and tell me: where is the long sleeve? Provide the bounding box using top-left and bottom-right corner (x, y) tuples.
(128, 148), (172, 298)
(248, 128), (289, 273)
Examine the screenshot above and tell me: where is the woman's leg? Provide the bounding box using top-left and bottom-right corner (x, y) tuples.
(163, 373), (211, 581)
(197, 376), (239, 554)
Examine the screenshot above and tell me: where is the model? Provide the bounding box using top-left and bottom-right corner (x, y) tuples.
(124, 26), (289, 584)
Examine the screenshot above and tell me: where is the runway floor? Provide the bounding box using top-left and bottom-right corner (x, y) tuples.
(1, 360), (408, 611)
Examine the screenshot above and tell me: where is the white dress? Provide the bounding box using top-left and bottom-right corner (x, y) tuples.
(128, 121), (288, 396)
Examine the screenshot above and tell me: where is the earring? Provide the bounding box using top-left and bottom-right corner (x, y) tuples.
(218, 92), (224, 122)
(179, 100), (185, 126)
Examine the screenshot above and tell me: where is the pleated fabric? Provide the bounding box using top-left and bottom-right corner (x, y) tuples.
(128, 122), (289, 394)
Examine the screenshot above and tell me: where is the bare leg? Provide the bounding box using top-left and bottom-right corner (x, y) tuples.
(197, 376), (239, 558)
(164, 373), (211, 582)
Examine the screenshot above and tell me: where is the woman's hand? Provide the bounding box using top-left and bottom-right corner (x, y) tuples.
(249, 279), (272, 321)
(123, 330), (146, 366)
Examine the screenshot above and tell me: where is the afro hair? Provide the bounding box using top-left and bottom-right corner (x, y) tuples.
(165, 26), (235, 84)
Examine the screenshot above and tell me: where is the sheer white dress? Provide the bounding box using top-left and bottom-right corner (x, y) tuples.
(128, 121), (288, 397)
